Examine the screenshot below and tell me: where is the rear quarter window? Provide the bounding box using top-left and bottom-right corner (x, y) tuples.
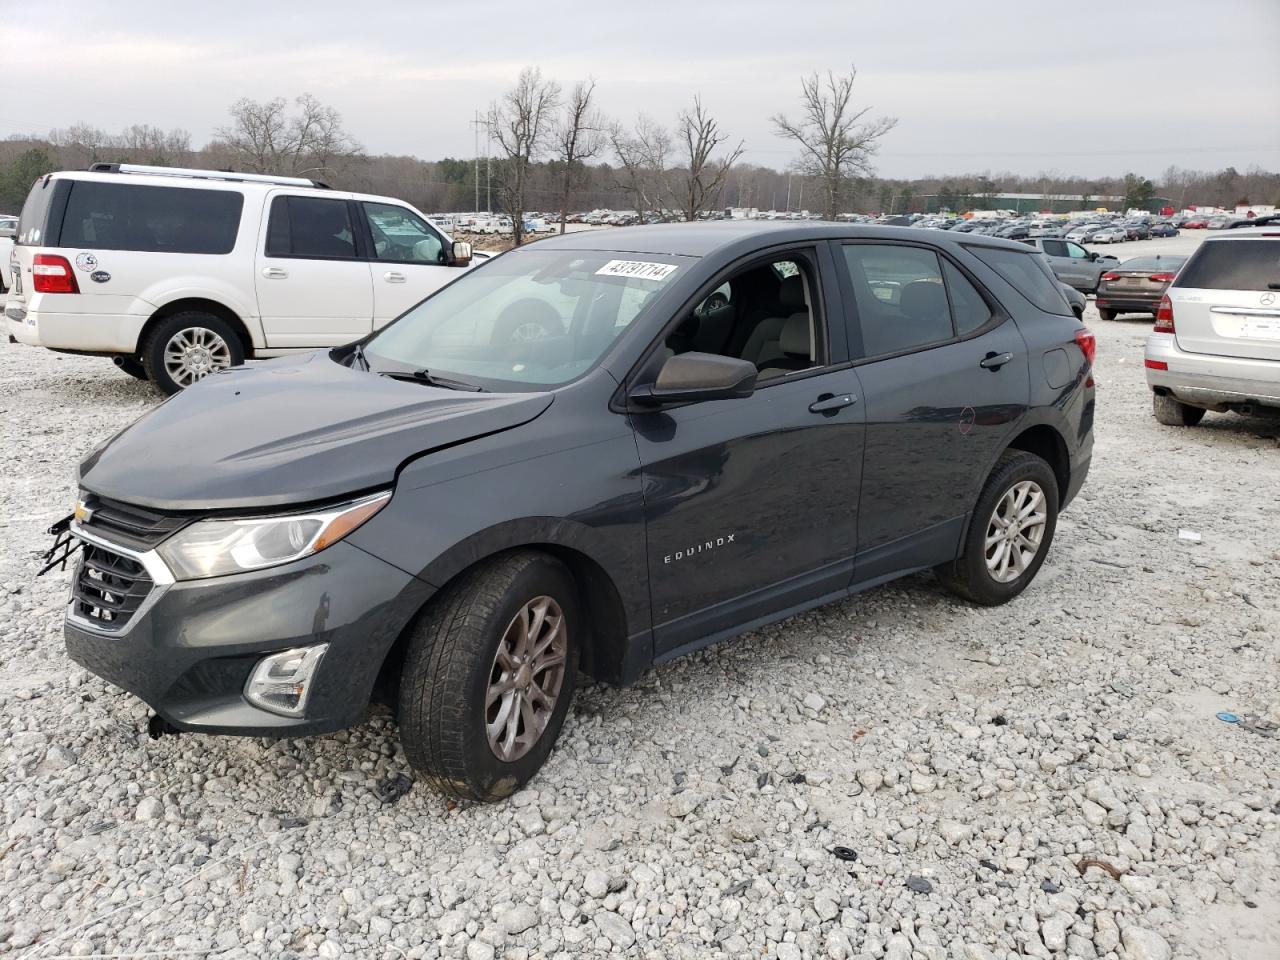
(1173, 240), (1280, 292)
(967, 245), (1072, 316)
(59, 181), (244, 254)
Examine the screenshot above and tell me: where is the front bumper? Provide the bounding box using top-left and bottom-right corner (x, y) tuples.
(1145, 333), (1280, 409)
(64, 533), (435, 736)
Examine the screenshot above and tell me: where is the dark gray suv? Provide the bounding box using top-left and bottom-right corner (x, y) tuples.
(52, 223), (1095, 801)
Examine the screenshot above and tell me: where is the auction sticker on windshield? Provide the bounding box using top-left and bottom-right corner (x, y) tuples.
(595, 260), (679, 282)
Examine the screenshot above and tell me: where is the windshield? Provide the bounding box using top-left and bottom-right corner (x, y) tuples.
(364, 248), (690, 390)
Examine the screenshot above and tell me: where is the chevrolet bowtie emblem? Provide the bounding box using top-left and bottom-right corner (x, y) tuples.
(74, 500), (93, 524)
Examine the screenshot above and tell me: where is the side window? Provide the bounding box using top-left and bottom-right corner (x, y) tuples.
(840, 244), (953, 357)
(265, 196), (357, 260)
(60, 182), (243, 254)
(363, 202), (445, 264)
(1041, 240), (1068, 258)
(942, 261), (993, 335)
(967, 246), (1072, 317)
(665, 256), (821, 382)
(1065, 242), (1089, 259)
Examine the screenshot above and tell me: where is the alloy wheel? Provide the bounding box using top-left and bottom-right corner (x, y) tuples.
(485, 596), (568, 762)
(163, 327), (233, 387)
(984, 480), (1048, 583)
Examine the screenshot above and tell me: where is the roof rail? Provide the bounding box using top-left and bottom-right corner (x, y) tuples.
(86, 162), (331, 189)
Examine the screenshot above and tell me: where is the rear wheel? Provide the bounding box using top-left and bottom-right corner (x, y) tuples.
(1098, 308), (1116, 322)
(398, 551), (580, 802)
(1152, 393), (1205, 426)
(142, 311), (244, 395)
(937, 451), (1059, 606)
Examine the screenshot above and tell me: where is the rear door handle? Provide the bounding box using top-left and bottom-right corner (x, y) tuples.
(980, 351), (1013, 370)
(261, 267), (288, 279)
(808, 393), (858, 414)
(383, 271), (407, 283)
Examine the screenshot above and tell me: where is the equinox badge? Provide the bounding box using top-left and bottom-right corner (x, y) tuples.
(665, 533), (737, 564)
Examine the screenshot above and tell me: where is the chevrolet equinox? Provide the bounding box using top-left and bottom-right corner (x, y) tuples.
(53, 223), (1095, 801)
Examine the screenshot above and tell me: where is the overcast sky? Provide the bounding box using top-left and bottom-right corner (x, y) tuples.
(4, 0), (1278, 179)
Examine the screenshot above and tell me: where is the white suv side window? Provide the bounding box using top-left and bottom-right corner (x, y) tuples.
(265, 196), (358, 260)
(363, 202), (445, 264)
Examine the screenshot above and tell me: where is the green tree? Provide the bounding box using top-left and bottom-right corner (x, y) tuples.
(1122, 172), (1156, 211)
(0, 148), (55, 213)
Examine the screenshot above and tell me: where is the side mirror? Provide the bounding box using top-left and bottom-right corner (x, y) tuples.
(451, 240), (473, 266)
(631, 352), (757, 406)
(1088, 251), (1099, 260)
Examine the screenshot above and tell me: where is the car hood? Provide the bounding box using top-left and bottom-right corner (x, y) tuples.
(79, 352), (553, 512)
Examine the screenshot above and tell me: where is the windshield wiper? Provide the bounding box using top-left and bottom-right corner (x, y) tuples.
(348, 342), (372, 371)
(379, 369), (486, 392)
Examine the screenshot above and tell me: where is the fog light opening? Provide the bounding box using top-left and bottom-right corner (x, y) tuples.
(245, 644), (329, 717)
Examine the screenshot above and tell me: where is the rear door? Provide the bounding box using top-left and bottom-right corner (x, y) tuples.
(836, 241), (1030, 582)
(357, 201), (464, 325)
(255, 193), (374, 348)
(1169, 237), (1280, 362)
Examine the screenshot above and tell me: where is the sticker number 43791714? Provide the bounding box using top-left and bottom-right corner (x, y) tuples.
(595, 260), (679, 282)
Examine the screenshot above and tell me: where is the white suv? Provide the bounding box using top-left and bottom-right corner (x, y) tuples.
(1145, 227), (1280, 425)
(5, 164), (478, 393)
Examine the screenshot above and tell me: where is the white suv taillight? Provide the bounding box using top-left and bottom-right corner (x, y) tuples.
(1154, 294), (1174, 333)
(32, 254), (79, 294)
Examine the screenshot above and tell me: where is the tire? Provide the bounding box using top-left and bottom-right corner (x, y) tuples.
(142, 311), (244, 395)
(115, 357), (148, 380)
(1098, 308), (1116, 322)
(1152, 393), (1206, 426)
(936, 450), (1059, 606)
(398, 551), (581, 802)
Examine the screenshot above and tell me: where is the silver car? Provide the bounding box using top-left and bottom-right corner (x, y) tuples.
(1145, 228), (1280, 425)
(1090, 226), (1126, 244)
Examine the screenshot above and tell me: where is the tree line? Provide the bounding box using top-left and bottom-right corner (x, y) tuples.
(2, 73), (1276, 234)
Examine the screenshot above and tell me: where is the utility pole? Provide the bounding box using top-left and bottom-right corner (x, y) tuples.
(470, 112), (484, 214)
(785, 174), (792, 213)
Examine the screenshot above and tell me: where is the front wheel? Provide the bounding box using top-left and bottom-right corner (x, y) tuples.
(1153, 393), (1205, 426)
(398, 551), (580, 802)
(937, 451), (1059, 606)
(142, 311), (244, 395)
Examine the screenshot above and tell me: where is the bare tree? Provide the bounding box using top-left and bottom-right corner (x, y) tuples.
(119, 124), (191, 166)
(675, 97), (744, 222)
(217, 94), (361, 179)
(48, 124), (112, 167)
(771, 67), (897, 220)
(553, 79), (604, 234)
(488, 68), (561, 246)
(609, 115), (671, 221)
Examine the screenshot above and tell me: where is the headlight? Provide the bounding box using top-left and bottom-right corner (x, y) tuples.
(156, 491), (391, 581)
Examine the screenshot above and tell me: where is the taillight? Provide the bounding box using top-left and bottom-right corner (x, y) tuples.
(32, 254), (79, 294)
(1144, 359), (1168, 370)
(1074, 328), (1096, 367)
(1100, 272), (1119, 281)
(1149, 272), (1176, 283)
(1154, 295), (1174, 332)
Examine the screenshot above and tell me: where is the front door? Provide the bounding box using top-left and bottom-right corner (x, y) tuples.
(358, 201), (464, 325)
(632, 249), (865, 657)
(256, 193), (374, 348)
(834, 241), (1029, 582)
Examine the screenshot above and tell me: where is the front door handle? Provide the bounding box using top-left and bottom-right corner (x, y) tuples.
(383, 271), (407, 283)
(808, 393), (858, 414)
(261, 266), (288, 279)
(980, 351), (1013, 370)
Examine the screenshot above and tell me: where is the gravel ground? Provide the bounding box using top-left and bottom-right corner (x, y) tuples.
(1, 281), (1278, 960)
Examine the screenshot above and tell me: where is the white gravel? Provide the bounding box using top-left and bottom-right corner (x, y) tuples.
(1, 286), (1278, 959)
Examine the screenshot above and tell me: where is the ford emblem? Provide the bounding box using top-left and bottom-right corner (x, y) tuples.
(90, 270), (111, 283)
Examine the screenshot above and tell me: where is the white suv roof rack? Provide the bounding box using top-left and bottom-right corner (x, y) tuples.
(87, 163), (330, 190)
